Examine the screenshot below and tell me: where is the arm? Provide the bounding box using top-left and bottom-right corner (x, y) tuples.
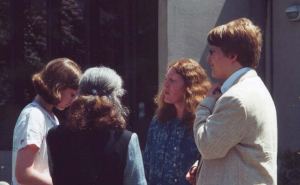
(15, 144), (53, 185)
(193, 95), (247, 160)
(123, 133), (147, 185)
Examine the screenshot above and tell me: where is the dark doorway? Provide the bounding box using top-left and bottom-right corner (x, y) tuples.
(0, 0), (158, 151)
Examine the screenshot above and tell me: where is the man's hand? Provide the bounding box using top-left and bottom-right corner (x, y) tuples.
(186, 165), (198, 185)
(207, 83), (222, 99)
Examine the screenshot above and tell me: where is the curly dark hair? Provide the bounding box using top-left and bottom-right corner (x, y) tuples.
(155, 58), (211, 127)
(66, 95), (126, 130)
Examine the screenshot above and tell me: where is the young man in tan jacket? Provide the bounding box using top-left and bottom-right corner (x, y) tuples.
(187, 18), (277, 185)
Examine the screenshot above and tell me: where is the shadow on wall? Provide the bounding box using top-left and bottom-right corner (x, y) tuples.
(198, 0), (268, 83)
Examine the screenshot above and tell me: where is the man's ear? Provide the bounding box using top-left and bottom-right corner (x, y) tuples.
(228, 53), (237, 60)
(228, 53), (238, 63)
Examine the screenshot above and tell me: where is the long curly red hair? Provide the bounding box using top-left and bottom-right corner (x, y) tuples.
(155, 58), (211, 128)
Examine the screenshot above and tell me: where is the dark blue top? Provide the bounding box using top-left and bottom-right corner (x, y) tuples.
(143, 117), (199, 185)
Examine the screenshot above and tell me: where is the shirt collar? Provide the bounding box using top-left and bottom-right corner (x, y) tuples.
(220, 67), (251, 94)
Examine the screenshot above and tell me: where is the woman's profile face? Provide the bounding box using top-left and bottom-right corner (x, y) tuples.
(56, 88), (78, 110)
(163, 68), (185, 106)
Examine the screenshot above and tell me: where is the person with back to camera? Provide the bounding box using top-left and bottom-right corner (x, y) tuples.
(143, 58), (211, 185)
(186, 18), (277, 185)
(46, 66), (147, 185)
(12, 58), (82, 185)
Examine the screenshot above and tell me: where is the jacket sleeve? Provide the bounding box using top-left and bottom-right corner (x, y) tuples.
(193, 95), (247, 160)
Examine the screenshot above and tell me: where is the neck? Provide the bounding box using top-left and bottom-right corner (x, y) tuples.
(34, 95), (54, 113)
(224, 64), (243, 80)
(175, 103), (185, 119)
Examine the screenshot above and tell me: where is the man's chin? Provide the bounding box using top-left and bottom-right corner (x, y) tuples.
(211, 73), (223, 81)
(211, 73), (218, 80)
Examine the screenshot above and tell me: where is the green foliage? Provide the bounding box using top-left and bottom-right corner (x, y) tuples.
(0, 1), (10, 45)
(24, 1), (47, 67)
(61, 0), (83, 46)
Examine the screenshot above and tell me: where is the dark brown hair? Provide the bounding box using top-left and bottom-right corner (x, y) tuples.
(155, 58), (211, 127)
(207, 17), (262, 68)
(32, 58), (82, 105)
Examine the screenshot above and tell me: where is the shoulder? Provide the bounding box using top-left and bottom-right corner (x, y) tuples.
(121, 129), (134, 141)
(128, 133), (139, 147)
(146, 117), (166, 136)
(151, 115), (159, 123)
(47, 125), (69, 144)
(20, 103), (46, 121)
(108, 129), (134, 148)
(15, 103), (48, 132)
(47, 125), (63, 136)
(214, 91), (247, 119)
(224, 75), (269, 106)
(127, 133), (143, 160)
(129, 132), (141, 142)
(231, 71), (266, 96)
(149, 116), (164, 127)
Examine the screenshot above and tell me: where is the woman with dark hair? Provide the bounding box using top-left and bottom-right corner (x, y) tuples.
(12, 58), (82, 185)
(143, 58), (211, 185)
(47, 66), (147, 185)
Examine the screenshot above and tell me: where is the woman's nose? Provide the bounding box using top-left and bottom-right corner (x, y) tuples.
(163, 80), (169, 88)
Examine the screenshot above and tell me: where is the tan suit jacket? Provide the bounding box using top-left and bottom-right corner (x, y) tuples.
(194, 69), (277, 185)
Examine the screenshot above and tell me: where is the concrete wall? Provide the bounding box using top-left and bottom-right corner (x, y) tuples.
(272, 0), (300, 152)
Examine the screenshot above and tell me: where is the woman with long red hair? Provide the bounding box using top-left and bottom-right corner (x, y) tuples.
(143, 58), (211, 185)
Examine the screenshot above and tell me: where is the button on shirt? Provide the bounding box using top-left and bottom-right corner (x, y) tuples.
(143, 117), (198, 185)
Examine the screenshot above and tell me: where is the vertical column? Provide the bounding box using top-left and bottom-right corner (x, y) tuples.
(158, 0), (168, 85)
(264, 0), (274, 93)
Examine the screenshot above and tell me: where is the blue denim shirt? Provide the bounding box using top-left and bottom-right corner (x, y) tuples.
(143, 117), (198, 185)
(124, 133), (147, 185)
